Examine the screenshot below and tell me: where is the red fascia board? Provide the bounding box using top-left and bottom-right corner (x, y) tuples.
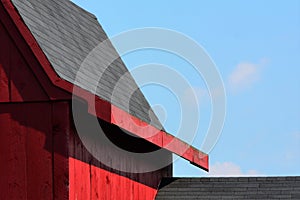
(2, 0), (209, 171)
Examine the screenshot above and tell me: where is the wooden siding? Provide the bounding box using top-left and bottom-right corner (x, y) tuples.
(0, 101), (172, 200)
(0, 1), (71, 101)
(0, 2), (173, 199)
(69, 101), (172, 200)
(0, 19), (48, 102)
(0, 103), (54, 199)
(1, 0), (208, 171)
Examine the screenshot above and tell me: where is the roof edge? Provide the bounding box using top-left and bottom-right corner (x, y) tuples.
(2, 0), (209, 171)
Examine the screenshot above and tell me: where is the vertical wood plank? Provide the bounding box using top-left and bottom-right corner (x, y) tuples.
(0, 104), (27, 199)
(70, 158), (91, 200)
(91, 165), (100, 200)
(9, 52), (49, 102)
(0, 21), (11, 102)
(69, 131), (91, 199)
(0, 64), (9, 102)
(90, 165), (160, 200)
(92, 166), (113, 200)
(0, 0), (70, 101)
(24, 103), (53, 200)
(52, 102), (70, 200)
(68, 125), (75, 200)
(0, 10), (48, 103)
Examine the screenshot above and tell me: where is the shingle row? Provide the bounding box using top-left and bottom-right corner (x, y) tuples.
(11, 0), (162, 129)
(156, 177), (300, 199)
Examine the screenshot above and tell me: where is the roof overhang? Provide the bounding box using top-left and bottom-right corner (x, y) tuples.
(1, 0), (209, 171)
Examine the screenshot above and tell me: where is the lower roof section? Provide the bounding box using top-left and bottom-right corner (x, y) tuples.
(156, 176), (300, 199)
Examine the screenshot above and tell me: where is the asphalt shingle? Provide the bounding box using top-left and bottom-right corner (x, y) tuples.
(11, 0), (163, 130)
(156, 177), (300, 199)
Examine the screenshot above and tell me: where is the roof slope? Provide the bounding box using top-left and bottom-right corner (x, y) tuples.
(156, 177), (300, 199)
(4, 0), (208, 170)
(11, 0), (162, 130)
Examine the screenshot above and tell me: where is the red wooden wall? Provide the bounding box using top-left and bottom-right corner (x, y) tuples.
(0, 102), (171, 200)
(69, 100), (172, 200)
(0, 3), (173, 199)
(0, 102), (70, 200)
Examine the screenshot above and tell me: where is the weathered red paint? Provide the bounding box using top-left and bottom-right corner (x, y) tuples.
(69, 159), (158, 200)
(111, 105), (209, 171)
(68, 100), (172, 199)
(0, 105), (27, 200)
(52, 102), (70, 200)
(0, 63), (9, 102)
(0, 1), (70, 101)
(90, 165), (157, 200)
(0, 0), (209, 199)
(0, 20), (49, 102)
(0, 101), (167, 199)
(1, 0), (208, 171)
(0, 103), (54, 199)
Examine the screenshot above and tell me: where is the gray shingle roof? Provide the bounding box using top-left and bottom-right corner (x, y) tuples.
(156, 177), (300, 199)
(11, 0), (162, 130)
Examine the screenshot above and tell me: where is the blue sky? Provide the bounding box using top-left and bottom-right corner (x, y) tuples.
(72, 0), (300, 177)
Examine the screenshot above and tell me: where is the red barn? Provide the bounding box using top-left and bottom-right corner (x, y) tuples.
(0, 0), (208, 199)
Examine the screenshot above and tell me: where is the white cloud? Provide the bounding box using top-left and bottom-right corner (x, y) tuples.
(228, 59), (267, 92)
(207, 162), (261, 177)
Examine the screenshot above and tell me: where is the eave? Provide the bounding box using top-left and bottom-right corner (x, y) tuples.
(1, 0), (209, 171)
